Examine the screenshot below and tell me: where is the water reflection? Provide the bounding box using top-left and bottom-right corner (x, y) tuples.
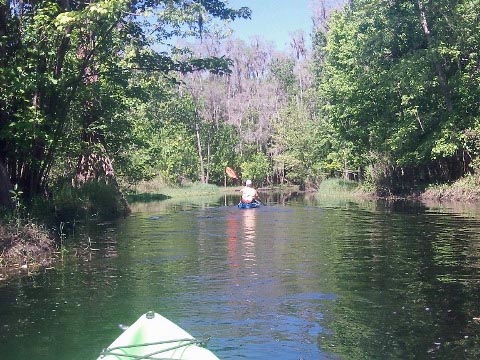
(242, 208), (257, 241)
(312, 200), (480, 359)
(242, 209), (257, 272)
(226, 209), (257, 271)
(226, 211), (239, 269)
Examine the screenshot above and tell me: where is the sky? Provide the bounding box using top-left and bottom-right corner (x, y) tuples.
(227, 0), (315, 50)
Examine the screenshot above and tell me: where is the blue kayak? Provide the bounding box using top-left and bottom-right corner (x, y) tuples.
(237, 201), (260, 209)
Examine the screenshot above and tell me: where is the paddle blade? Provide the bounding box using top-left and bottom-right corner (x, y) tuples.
(225, 167), (238, 179)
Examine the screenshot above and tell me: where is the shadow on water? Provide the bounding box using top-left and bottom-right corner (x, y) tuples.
(0, 193), (480, 359)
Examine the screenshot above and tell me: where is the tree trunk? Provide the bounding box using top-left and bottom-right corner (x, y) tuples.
(205, 127), (211, 184)
(416, 0), (453, 112)
(0, 0), (11, 209)
(0, 159), (13, 209)
(0, 0), (6, 63)
(195, 123), (205, 183)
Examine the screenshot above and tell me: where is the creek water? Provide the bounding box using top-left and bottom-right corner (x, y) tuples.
(1, 195), (480, 359)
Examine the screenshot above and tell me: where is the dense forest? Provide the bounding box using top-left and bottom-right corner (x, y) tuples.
(1, 0), (480, 212)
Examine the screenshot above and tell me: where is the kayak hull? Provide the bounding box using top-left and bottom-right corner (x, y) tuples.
(237, 201), (260, 209)
(97, 312), (219, 360)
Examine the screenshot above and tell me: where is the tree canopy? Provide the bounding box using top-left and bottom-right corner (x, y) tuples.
(0, 0), (250, 204)
(318, 0), (480, 191)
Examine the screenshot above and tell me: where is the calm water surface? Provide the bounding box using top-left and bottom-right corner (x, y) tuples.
(1, 196), (480, 359)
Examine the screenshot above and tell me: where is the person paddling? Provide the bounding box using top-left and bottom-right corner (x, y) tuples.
(240, 179), (259, 204)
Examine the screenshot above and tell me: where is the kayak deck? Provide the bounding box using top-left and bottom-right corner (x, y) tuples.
(97, 312), (219, 360)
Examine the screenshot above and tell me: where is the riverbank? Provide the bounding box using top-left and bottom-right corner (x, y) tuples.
(420, 175), (480, 202)
(316, 176), (480, 203)
(129, 181), (221, 200)
(315, 178), (364, 198)
(0, 221), (57, 281)
(3, 177), (479, 282)
(129, 176), (480, 205)
(127, 180), (303, 206)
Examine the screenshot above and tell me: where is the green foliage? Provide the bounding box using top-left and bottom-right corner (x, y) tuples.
(314, 0), (480, 192)
(271, 88), (328, 186)
(52, 183), (86, 221)
(240, 152), (271, 184)
(131, 179), (219, 198)
(81, 181), (128, 218)
(316, 178), (359, 197)
(270, 57), (297, 95)
(156, 123), (198, 184)
(201, 122), (240, 184)
(114, 78), (242, 186)
(52, 181), (128, 221)
(9, 185), (25, 228)
(1, 0), (251, 204)
(4, 0), (480, 201)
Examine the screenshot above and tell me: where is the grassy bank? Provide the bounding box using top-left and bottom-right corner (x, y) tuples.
(316, 178), (365, 198)
(128, 179), (224, 202)
(316, 176), (480, 203)
(421, 175), (480, 202)
(1, 181), (131, 282)
(0, 220), (57, 281)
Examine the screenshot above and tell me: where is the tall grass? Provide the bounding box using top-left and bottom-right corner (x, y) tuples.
(52, 181), (129, 221)
(132, 176), (221, 199)
(316, 178), (361, 198)
(422, 174), (480, 201)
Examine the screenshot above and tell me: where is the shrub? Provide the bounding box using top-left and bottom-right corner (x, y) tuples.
(53, 181), (129, 221)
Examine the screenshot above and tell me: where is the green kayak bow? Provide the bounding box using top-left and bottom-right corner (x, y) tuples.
(97, 312), (220, 360)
